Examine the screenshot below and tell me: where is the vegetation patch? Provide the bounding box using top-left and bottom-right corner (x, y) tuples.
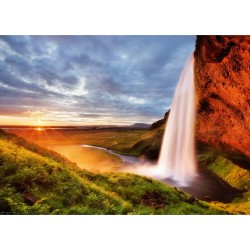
(198, 150), (250, 190)
(198, 149), (250, 214)
(0, 129), (224, 215)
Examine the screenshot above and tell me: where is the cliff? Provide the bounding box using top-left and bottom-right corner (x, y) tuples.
(194, 35), (250, 159)
(150, 110), (170, 130)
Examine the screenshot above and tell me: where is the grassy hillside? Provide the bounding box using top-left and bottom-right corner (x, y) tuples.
(126, 124), (165, 159)
(0, 129), (224, 215)
(198, 149), (250, 214)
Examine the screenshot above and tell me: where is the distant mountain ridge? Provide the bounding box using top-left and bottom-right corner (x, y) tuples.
(130, 123), (150, 129)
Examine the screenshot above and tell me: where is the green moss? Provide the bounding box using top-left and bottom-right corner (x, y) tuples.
(198, 150), (250, 214)
(199, 151), (250, 190)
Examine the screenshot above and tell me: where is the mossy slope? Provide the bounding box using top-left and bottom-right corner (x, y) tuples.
(198, 149), (250, 214)
(126, 124), (165, 160)
(0, 129), (223, 215)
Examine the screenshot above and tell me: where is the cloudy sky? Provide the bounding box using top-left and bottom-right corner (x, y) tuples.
(0, 35), (195, 126)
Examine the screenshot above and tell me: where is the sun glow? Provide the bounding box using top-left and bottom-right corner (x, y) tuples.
(36, 127), (44, 131)
(35, 117), (45, 131)
(34, 117), (46, 127)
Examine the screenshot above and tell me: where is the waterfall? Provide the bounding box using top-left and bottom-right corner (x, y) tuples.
(156, 53), (197, 184)
(135, 53), (197, 186)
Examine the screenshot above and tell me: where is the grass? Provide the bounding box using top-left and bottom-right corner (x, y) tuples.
(198, 150), (250, 190)
(127, 125), (165, 159)
(198, 149), (250, 214)
(0, 129), (224, 215)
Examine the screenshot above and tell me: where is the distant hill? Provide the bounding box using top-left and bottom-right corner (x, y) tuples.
(130, 123), (151, 129)
(0, 129), (223, 215)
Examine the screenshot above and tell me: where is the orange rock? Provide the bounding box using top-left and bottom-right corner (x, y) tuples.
(194, 35), (250, 158)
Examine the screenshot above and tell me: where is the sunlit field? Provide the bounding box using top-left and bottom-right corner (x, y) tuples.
(9, 128), (147, 172)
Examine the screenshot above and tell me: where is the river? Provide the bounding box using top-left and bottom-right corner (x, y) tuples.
(81, 144), (146, 165)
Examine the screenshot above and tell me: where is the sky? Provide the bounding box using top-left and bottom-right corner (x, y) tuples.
(0, 35), (195, 126)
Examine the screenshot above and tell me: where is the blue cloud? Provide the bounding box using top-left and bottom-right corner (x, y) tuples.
(0, 35), (195, 125)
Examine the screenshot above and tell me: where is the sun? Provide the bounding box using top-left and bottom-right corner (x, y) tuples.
(35, 117), (44, 126)
(35, 117), (45, 130)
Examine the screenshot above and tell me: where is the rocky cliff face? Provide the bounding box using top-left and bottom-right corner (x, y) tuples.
(194, 35), (250, 158)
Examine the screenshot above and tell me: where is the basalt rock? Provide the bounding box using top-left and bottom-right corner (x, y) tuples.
(194, 35), (250, 158)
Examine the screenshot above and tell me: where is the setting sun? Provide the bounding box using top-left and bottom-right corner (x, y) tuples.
(34, 117), (46, 127)
(36, 127), (43, 131)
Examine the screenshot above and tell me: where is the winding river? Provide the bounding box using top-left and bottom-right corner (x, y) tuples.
(81, 144), (146, 165)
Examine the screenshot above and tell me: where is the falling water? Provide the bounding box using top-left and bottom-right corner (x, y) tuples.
(134, 53), (197, 186)
(156, 53), (197, 184)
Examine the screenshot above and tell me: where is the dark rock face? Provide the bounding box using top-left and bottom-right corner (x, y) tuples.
(194, 35), (250, 158)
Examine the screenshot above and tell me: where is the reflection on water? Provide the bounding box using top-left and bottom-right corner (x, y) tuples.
(81, 144), (147, 165)
(50, 145), (137, 173)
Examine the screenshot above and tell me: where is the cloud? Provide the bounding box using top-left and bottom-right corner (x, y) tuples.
(0, 35), (195, 125)
(0, 36), (31, 55)
(79, 113), (104, 118)
(0, 106), (27, 116)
